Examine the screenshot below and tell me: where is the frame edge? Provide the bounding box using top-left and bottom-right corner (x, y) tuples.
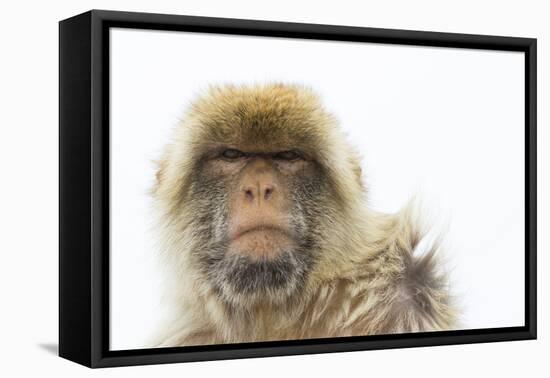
(59, 11), (94, 368)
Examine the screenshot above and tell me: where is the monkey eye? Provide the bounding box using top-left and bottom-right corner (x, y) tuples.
(221, 149), (245, 160)
(273, 150), (301, 161)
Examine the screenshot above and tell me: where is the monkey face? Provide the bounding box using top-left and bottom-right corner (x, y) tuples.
(155, 84), (364, 308)
(188, 146), (326, 306)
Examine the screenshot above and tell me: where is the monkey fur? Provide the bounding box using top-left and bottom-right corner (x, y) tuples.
(151, 83), (457, 347)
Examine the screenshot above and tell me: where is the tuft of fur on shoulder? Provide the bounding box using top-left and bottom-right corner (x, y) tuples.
(363, 199), (457, 333)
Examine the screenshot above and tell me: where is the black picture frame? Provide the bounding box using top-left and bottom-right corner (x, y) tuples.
(59, 9), (537, 368)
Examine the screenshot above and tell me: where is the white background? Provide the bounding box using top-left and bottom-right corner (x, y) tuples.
(0, 0), (548, 376)
(111, 29), (525, 350)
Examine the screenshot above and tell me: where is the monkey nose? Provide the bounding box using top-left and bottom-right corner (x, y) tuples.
(242, 183), (275, 203)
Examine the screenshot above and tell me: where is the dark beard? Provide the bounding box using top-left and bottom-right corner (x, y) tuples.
(197, 237), (316, 306)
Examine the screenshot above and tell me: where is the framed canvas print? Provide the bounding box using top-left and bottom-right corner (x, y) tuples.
(59, 10), (537, 368)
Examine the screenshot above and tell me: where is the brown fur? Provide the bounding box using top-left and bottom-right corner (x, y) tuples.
(151, 83), (457, 346)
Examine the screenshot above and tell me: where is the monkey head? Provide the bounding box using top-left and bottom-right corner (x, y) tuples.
(154, 84), (365, 308)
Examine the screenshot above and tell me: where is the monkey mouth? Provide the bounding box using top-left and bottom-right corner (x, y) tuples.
(228, 225), (297, 260)
(233, 224), (293, 239)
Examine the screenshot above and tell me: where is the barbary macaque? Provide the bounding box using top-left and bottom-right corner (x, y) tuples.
(151, 83), (456, 347)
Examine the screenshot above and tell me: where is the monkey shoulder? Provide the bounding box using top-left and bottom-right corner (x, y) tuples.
(331, 239), (457, 334)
